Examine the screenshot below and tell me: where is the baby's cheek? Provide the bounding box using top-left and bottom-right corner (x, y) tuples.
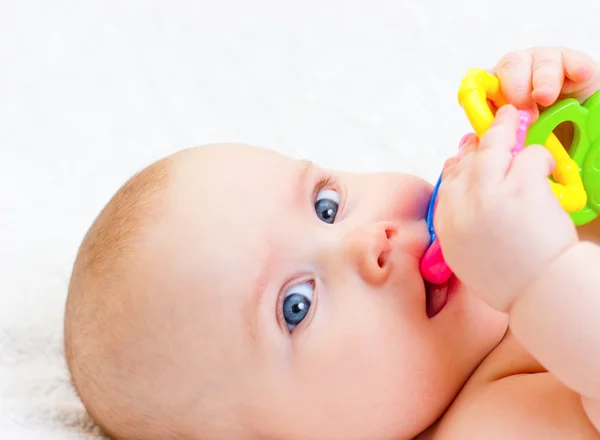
(291, 311), (449, 438)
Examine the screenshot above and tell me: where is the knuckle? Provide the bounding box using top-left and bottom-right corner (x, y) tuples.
(525, 144), (553, 163)
(441, 164), (458, 181)
(484, 123), (507, 138)
(532, 56), (555, 71)
(509, 84), (530, 100)
(437, 184), (457, 207)
(482, 125), (513, 147)
(532, 71), (554, 85)
(497, 50), (528, 71)
(563, 47), (589, 60)
(532, 62), (559, 83)
(475, 191), (503, 220)
(529, 143), (549, 155)
(455, 211), (479, 238)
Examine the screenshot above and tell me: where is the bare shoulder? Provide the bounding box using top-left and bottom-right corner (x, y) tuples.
(431, 372), (600, 439)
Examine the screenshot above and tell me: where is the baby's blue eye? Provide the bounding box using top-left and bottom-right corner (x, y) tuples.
(314, 189), (339, 224)
(283, 282), (314, 331)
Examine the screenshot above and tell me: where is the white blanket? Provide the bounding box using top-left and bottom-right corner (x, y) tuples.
(2, 0), (600, 437)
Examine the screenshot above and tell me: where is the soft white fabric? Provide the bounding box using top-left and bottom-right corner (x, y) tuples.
(2, 0), (600, 437)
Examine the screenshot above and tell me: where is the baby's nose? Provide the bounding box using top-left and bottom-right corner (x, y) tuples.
(343, 223), (394, 285)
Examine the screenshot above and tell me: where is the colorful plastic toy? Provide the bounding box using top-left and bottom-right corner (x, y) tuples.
(458, 68), (589, 213)
(420, 68), (600, 285)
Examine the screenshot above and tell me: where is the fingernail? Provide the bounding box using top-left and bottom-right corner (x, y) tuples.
(457, 142), (472, 158)
(496, 104), (511, 116)
(458, 133), (476, 150)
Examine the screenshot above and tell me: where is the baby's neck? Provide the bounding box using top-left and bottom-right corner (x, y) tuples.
(414, 330), (545, 440)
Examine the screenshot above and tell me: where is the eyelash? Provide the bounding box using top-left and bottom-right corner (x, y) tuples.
(312, 176), (338, 203)
(276, 175), (339, 334)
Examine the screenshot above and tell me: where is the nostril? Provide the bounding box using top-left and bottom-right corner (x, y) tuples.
(377, 251), (388, 268)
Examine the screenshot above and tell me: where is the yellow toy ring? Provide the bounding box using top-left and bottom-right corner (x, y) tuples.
(457, 68), (587, 213)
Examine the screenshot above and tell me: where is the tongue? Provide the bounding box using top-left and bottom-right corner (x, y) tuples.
(426, 281), (449, 318)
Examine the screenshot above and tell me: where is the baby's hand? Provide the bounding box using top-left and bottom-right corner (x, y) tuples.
(435, 105), (578, 312)
(493, 47), (600, 119)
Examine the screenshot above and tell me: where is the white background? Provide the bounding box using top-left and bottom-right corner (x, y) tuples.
(2, 0), (600, 437)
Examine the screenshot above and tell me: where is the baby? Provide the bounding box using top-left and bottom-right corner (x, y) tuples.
(64, 46), (600, 440)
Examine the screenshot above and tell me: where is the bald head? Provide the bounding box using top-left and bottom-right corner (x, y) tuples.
(65, 156), (176, 438)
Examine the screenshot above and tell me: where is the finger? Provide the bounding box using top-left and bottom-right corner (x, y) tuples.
(530, 48), (564, 107)
(562, 48), (595, 83)
(560, 49), (600, 101)
(441, 157), (461, 181)
(507, 144), (556, 184)
(496, 50), (535, 111)
(457, 133), (479, 158)
(473, 105), (520, 183)
(458, 132), (476, 150)
(478, 105), (520, 153)
(442, 134), (479, 181)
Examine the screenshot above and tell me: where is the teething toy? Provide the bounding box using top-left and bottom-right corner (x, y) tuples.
(420, 68), (600, 285)
(421, 110), (530, 285)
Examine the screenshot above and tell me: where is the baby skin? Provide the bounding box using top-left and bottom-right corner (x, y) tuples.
(65, 46), (600, 440)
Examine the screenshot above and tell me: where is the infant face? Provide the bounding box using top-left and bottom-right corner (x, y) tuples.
(143, 144), (508, 439)
(70, 144), (508, 439)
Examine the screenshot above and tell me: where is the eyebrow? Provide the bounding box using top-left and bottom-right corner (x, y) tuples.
(244, 160), (314, 343)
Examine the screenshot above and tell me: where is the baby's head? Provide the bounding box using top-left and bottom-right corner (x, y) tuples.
(65, 144), (507, 440)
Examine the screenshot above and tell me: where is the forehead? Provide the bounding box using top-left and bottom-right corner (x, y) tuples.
(194, 145), (307, 197)
(165, 144), (310, 305)
(186, 145), (309, 220)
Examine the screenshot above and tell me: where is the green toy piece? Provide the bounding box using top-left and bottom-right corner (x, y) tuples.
(526, 90), (600, 226)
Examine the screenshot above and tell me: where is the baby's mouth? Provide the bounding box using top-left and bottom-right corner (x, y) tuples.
(425, 276), (455, 318)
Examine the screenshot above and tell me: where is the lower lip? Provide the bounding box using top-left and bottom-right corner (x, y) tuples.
(425, 276), (458, 318)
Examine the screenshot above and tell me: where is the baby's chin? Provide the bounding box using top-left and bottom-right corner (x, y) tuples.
(422, 276), (508, 383)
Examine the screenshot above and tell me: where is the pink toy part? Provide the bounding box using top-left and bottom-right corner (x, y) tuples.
(512, 110), (531, 155)
(420, 238), (452, 284)
(420, 139), (465, 285)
